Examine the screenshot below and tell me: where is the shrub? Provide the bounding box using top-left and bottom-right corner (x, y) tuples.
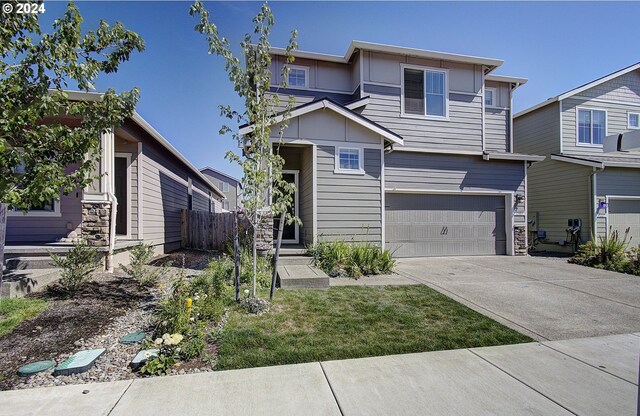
(120, 243), (161, 284)
(307, 240), (396, 278)
(50, 241), (99, 294)
(571, 227), (630, 272)
(140, 333), (184, 376)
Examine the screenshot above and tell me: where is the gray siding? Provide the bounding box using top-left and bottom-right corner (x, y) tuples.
(561, 97), (640, 157)
(384, 153), (525, 224)
(526, 159), (592, 243)
(300, 147), (314, 245)
(316, 146), (382, 243)
(595, 168), (640, 239)
(513, 102), (561, 155)
(270, 54), (354, 93)
(201, 169), (239, 210)
(485, 108), (510, 152)
(579, 69), (640, 103)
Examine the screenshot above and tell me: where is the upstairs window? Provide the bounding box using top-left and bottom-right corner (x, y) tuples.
(577, 108), (606, 146)
(219, 181), (230, 192)
(628, 112), (640, 129)
(485, 87), (497, 107)
(403, 67), (448, 118)
(335, 147), (364, 174)
(286, 65), (308, 88)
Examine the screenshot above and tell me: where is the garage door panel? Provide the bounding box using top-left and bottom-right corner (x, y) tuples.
(386, 194), (506, 257)
(609, 199), (640, 247)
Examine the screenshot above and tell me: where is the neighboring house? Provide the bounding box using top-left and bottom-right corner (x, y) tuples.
(200, 167), (241, 211)
(514, 63), (640, 251)
(6, 91), (225, 269)
(241, 41), (543, 257)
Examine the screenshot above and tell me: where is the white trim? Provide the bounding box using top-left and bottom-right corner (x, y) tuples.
(485, 74), (528, 85)
(137, 142), (143, 239)
(628, 112), (640, 129)
(281, 170), (300, 244)
(485, 87), (497, 107)
(524, 161), (528, 251)
(241, 99), (403, 145)
(483, 152), (545, 162)
(450, 90), (479, 97)
(509, 84), (514, 152)
(400, 64), (450, 120)
(364, 80), (401, 88)
(550, 154), (604, 168)
(345, 97), (370, 110)
(383, 188), (516, 256)
(575, 107), (608, 147)
(359, 50), (364, 99)
(380, 146), (385, 250)
(284, 64), (309, 89)
(481, 68), (486, 151)
(559, 100), (564, 154)
(390, 147), (483, 156)
(312, 145), (318, 245)
(7, 200), (61, 217)
(334, 146), (365, 175)
(114, 152), (132, 239)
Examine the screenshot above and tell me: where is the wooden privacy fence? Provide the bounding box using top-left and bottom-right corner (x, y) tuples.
(181, 209), (236, 251)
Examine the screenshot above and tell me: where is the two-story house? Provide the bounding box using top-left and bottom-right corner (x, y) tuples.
(200, 167), (241, 211)
(241, 41), (543, 257)
(514, 63), (640, 252)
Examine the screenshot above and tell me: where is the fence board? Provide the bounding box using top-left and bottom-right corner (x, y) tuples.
(181, 209), (240, 251)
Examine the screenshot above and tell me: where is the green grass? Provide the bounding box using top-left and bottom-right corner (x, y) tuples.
(216, 286), (532, 370)
(0, 298), (48, 337)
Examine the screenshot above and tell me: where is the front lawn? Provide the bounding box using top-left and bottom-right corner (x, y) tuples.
(0, 298), (48, 337)
(216, 286), (531, 370)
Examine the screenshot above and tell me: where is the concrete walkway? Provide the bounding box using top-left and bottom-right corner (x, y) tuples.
(395, 256), (640, 341)
(2, 333), (638, 416)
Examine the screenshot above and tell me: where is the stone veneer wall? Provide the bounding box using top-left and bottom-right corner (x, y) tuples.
(256, 210), (274, 253)
(81, 202), (112, 248)
(514, 226), (527, 256)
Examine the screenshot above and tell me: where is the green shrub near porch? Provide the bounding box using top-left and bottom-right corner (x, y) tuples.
(307, 240), (395, 278)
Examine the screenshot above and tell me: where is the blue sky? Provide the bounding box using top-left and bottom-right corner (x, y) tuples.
(42, 1), (640, 179)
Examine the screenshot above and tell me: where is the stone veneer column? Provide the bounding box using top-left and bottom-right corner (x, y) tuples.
(81, 202), (112, 248)
(255, 210), (274, 254)
(514, 226), (527, 256)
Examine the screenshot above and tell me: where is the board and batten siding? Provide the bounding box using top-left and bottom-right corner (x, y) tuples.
(594, 168), (640, 239)
(526, 159), (592, 243)
(513, 102), (561, 156)
(384, 153), (526, 224)
(316, 146), (382, 243)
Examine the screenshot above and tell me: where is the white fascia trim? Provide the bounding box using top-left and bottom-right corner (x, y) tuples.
(385, 188), (515, 196)
(345, 97), (370, 110)
(390, 146), (483, 156)
(241, 100), (403, 145)
(485, 74), (528, 86)
(550, 154), (604, 169)
(269, 47), (346, 63)
(130, 112), (225, 199)
(557, 63), (640, 101)
(483, 152), (546, 162)
(603, 161), (640, 168)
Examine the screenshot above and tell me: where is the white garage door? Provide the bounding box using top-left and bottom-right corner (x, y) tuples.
(608, 199), (640, 248)
(385, 193), (507, 257)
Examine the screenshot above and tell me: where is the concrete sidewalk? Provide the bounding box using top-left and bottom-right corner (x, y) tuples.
(1, 333), (638, 416)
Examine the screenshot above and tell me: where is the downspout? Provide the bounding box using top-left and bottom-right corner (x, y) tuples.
(589, 165), (605, 241)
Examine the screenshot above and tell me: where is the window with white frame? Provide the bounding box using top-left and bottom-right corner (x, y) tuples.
(577, 108), (606, 145)
(8, 159), (60, 216)
(628, 112), (640, 129)
(485, 87), (496, 107)
(222, 200), (230, 210)
(286, 65), (308, 88)
(219, 181), (229, 192)
(335, 147), (363, 174)
(403, 67), (448, 118)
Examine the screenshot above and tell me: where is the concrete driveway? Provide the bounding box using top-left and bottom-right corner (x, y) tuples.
(395, 256), (640, 341)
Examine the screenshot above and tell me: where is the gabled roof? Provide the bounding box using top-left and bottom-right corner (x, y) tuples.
(200, 166), (241, 185)
(238, 97), (404, 145)
(515, 62), (640, 118)
(269, 40), (503, 72)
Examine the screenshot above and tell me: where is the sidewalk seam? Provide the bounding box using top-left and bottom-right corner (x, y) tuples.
(540, 342), (639, 386)
(396, 269), (550, 341)
(468, 349), (579, 416)
(106, 379), (134, 416)
(319, 362), (345, 416)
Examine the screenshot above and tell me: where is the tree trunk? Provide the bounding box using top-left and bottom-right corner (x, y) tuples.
(0, 203), (6, 292)
(234, 211), (240, 303)
(270, 211), (285, 300)
(252, 210), (258, 298)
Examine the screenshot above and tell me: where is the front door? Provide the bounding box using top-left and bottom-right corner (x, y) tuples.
(114, 156), (128, 236)
(274, 171), (299, 244)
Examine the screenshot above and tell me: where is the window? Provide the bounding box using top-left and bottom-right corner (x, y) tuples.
(219, 181), (229, 192)
(402, 66), (448, 118)
(222, 200), (230, 210)
(286, 65), (308, 88)
(577, 108), (606, 145)
(629, 112), (640, 129)
(8, 199), (60, 217)
(335, 147), (363, 174)
(485, 87), (497, 107)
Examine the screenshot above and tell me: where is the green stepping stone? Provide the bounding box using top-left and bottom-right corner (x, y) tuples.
(130, 349), (158, 370)
(119, 331), (146, 345)
(17, 360), (56, 377)
(54, 348), (105, 376)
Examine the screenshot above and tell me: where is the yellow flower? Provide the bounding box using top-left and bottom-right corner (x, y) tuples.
(154, 338), (163, 345)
